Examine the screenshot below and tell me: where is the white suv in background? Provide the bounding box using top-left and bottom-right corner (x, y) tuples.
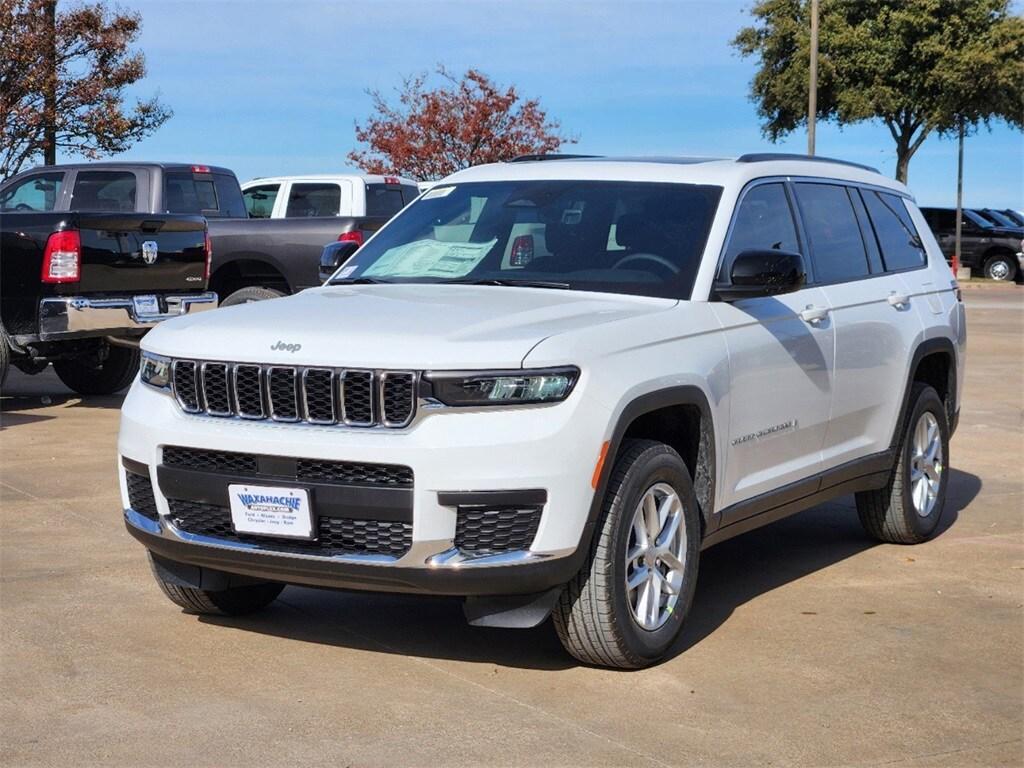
(119, 154), (965, 668)
(240, 174), (419, 219)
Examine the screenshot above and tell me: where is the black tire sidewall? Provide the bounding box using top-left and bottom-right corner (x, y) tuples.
(53, 344), (140, 395)
(608, 447), (701, 662)
(898, 386), (950, 539)
(984, 253), (1017, 281)
(220, 286), (286, 306)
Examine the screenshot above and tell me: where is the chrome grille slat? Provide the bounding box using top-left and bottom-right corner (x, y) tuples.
(201, 362), (232, 416)
(172, 359), (416, 428)
(267, 366), (300, 422)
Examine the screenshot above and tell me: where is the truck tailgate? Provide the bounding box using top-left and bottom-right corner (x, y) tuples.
(75, 213), (208, 293)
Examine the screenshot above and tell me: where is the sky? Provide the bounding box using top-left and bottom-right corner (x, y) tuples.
(101, 0), (1023, 207)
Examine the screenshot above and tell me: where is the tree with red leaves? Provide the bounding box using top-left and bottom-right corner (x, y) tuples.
(348, 67), (576, 180)
(0, 0), (170, 178)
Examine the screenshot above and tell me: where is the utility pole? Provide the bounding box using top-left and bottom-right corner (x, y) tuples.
(953, 117), (965, 278)
(807, 0), (819, 156)
(43, 0), (57, 165)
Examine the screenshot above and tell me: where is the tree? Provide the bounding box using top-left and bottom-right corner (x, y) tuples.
(0, 0), (170, 179)
(733, 0), (1024, 182)
(348, 67), (576, 180)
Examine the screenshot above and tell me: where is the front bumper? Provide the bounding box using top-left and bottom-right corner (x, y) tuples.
(118, 377), (608, 596)
(34, 292), (217, 342)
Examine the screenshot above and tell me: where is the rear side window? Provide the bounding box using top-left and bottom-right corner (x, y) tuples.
(720, 183), (800, 278)
(72, 171), (137, 212)
(243, 184), (280, 218)
(0, 171), (64, 211)
(165, 172), (218, 214)
(794, 183), (870, 283)
(213, 174), (246, 217)
(862, 192), (927, 271)
(365, 184), (407, 217)
(285, 183), (341, 217)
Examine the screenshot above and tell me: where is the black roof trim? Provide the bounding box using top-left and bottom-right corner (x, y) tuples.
(508, 154), (603, 162)
(736, 153), (880, 174)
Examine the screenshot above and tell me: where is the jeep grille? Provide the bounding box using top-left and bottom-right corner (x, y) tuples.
(170, 360), (417, 428)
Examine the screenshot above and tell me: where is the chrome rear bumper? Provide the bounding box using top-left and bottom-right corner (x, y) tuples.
(35, 292), (217, 341)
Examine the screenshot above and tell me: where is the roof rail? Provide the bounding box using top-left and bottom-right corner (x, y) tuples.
(507, 154), (603, 163)
(736, 153), (880, 174)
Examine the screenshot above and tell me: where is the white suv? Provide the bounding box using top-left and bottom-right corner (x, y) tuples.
(119, 154), (965, 668)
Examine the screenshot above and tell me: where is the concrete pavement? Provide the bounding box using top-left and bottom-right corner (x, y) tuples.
(2, 287), (1021, 767)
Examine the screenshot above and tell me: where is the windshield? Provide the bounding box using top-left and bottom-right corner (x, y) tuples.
(331, 180), (722, 299)
(977, 209), (1017, 228)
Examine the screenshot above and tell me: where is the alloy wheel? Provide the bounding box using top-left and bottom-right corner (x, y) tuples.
(910, 411), (943, 517)
(624, 482), (687, 631)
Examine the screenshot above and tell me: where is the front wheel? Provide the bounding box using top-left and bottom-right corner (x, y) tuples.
(149, 554), (284, 616)
(53, 344), (140, 395)
(554, 439), (701, 668)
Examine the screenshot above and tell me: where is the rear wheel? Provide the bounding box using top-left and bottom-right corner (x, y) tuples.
(856, 383), (949, 544)
(0, 325), (10, 387)
(220, 286), (286, 306)
(148, 554), (284, 616)
(553, 439), (701, 668)
(53, 344), (139, 395)
(982, 251), (1017, 281)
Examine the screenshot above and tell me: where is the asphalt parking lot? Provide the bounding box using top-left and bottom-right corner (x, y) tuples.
(2, 286), (1021, 768)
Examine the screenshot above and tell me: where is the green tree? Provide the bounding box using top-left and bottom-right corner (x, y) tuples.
(733, 0), (1024, 182)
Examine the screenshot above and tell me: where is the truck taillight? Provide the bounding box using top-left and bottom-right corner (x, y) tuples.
(338, 230), (364, 246)
(384, 176), (400, 186)
(204, 230), (212, 281)
(191, 165), (211, 174)
(41, 230), (81, 283)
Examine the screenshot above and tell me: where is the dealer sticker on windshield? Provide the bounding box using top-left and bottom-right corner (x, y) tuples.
(228, 484), (313, 539)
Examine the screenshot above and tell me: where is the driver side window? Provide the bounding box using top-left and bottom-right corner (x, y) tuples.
(0, 172), (65, 212)
(721, 183), (800, 279)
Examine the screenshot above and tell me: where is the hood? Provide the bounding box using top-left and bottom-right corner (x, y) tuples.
(144, 283), (677, 369)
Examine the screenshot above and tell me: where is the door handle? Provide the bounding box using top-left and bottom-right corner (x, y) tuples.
(887, 292), (910, 309)
(799, 305), (829, 325)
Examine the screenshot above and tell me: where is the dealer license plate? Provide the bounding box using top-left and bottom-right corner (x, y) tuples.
(228, 484), (313, 539)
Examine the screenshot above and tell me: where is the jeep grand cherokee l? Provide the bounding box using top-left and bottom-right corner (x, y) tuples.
(117, 154), (964, 668)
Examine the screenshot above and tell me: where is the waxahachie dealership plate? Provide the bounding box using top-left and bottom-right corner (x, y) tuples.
(228, 485), (313, 539)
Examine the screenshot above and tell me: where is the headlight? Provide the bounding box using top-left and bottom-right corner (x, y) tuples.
(140, 351), (171, 390)
(424, 367), (579, 406)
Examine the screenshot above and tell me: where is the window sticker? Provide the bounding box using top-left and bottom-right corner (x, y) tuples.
(363, 238), (496, 278)
(335, 265), (357, 279)
(422, 185), (456, 200)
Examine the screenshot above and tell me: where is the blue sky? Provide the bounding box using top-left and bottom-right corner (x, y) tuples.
(105, 0), (1022, 207)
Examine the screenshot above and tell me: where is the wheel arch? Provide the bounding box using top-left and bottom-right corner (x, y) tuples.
(587, 386), (718, 548)
(891, 337), (958, 448)
(209, 258), (291, 299)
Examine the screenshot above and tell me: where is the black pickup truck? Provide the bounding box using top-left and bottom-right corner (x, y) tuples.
(0, 162), (407, 306)
(0, 210), (215, 393)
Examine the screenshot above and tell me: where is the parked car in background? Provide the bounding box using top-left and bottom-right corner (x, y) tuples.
(920, 206), (1024, 281)
(0, 202), (214, 392)
(972, 208), (1024, 230)
(240, 174), (418, 219)
(998, 209), (1024, 227)
(0, 164), (418, 307)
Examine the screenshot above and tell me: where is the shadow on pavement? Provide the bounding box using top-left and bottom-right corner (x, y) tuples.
(197, 469), (981, 671)
(0, 368), (126, 428)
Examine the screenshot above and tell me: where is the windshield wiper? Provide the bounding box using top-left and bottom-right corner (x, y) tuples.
(442, 278), (571, 290)
(329, 277), (390, 285)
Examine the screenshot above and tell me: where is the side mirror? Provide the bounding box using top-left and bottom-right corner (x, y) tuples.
(714, 249), (806, 301)
(319, 240), (360, 282)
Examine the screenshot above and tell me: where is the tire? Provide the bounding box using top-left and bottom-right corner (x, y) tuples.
(982, 251), (1017, 282)
(53, 344), (140, 395)
(220, 286), (286, 306)
(553, 439), (701, 668)
(0, 325), (9, 387)
(148, 554), (284, 616)
(856, 383), (950, 544)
